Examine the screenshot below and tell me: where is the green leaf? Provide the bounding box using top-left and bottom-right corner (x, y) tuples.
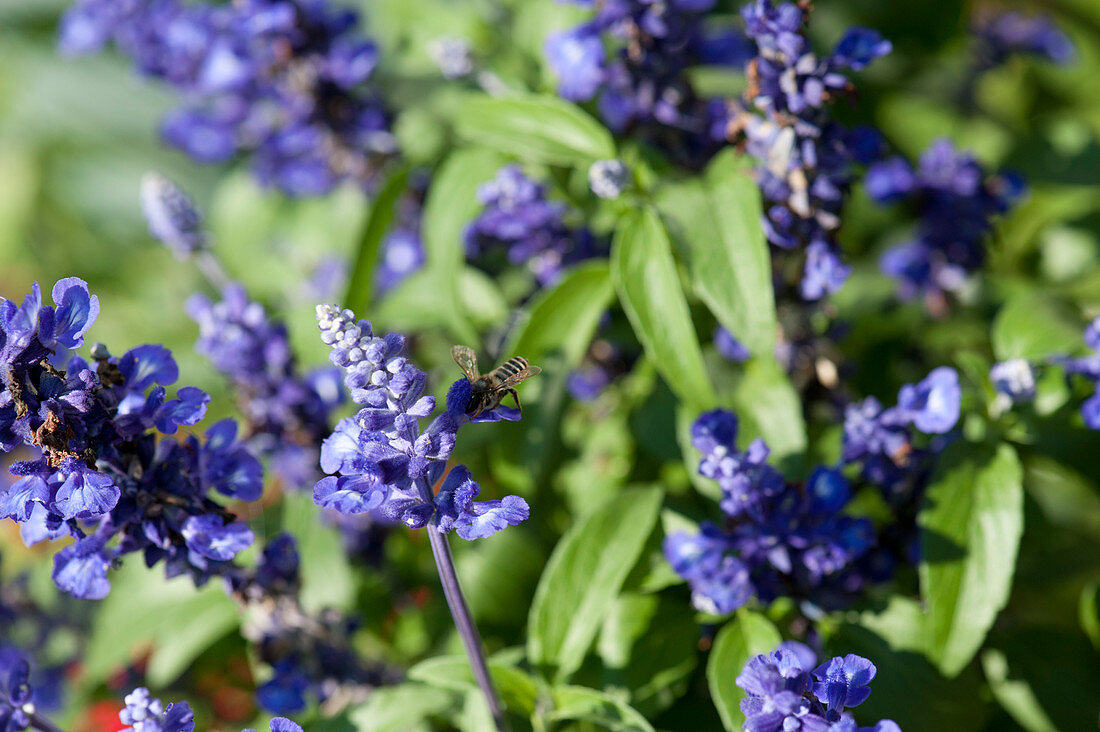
(458, 266), (509, 330)
(454, 94), (615, 165)
(1080, 581), (1100, 650)
(981, 650), (1058, 732)
(84, 558), (238, 685)
(674, 149), (776, 357)
(346, 684), (456, 732)
(991, 294), (1082, 361)
(611, 207), (715, 410)
(420, 147), (503, 342)
(597, 593), (698, 715)
(528, 487), (664, 681)
(506, 260), (615, 367)
(730, 359), (806, 465)
(281, 491), (356, 612)
(547, 685), (655, 731)
(982, 629), (1100, 731)
(918, 441), (1024, 676)
(706, 610), (782, 732)
(408, 655), (539, 716)
(833, 601), (993, 730)
(343, 165), (409, 315)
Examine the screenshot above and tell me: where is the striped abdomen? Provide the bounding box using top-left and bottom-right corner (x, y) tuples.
(488, 357), (529, 385)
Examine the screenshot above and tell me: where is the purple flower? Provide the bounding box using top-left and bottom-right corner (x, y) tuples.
(244, 720), (304, 732)
(0, 280), (261, 599)
(867, 141), (1023, 303)
(801, 241), (851, 301)
(546, 27), (605, 102)
(720, 3), (890, 300)
(186, 283), (341, 489)
(465, 165), (600, 288)
(1060, 316), (1100, 429)
(546, 0), (745, 163)
(119, 687), (195, 732)
(811, 654), (876, 717)
(313, 304), (529, 540)
(140, 172), (207, 258)
(715, 326), (751, 362)
(60, 0), (395, 195)
(434, 466), (530, 540)
(973, 10), (1075, 69)
(896, 367), (960, 434)
(51, 538), (111, 601)
(666, 409), (876, 612)
(736, 645), (898, 732)
(182, 514), (255, 562)
(0, 646), (33, 732)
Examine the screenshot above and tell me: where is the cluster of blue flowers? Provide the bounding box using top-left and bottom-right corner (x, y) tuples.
(841, 367), (959, 496)
(737, 641), (900, 732)
(972, 10), (1075, 70)
(719, 0), (891, 300)
(666, 367), (961, 615)
(839, 367), (960, 569)
(0, 551), (78, 720)
(60, 0), (394, 196)
(226, 533), (393, 714)
(866, 139), (1023, 308)
(187, 285), (343, 489)
(546, 0), (750, 163)
(312, 304), (529, 539)
(0, 279), (262, 599)
(465, 165), (599, 288)
(119, 686), (302, 732)
(0, 646), (34, 732)
(1060, 316), (1100, 429)
(664, 410), (876, 615)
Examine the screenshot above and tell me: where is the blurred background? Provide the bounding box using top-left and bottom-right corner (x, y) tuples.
(1, 0), (1099, 730)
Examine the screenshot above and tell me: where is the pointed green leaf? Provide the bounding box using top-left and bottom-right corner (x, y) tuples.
(347, 684), (455, 732)
(343, 165), (409, 315)
(506, 260), (615, 367)
(991, 294), (1081, 361)
(528, 487), (664, 681)
(454, 94), (615, 165)
(612, 207), (715, 409)
(662, 150), (776, 357)
(547, 685), (654, 732)
(919, 442), (1024, 676)
(730, 358), (806, 464)
(408, 655), (539, 716)
(706, 610), (782, 731)
(420, 147), (503, 342)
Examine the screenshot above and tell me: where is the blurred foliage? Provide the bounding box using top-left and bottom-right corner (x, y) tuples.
(2, 0), (1100, 731)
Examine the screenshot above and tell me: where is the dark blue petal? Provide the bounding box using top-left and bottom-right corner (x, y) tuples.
(181, 514), (254, 561)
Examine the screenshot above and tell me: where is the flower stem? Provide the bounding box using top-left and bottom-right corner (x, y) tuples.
(195, 250), (230, 290)
(426, 528), (508, 731)
(29, 711), (64, 732)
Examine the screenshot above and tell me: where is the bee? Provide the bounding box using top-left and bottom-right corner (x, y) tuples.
(452, 345), (542, 418)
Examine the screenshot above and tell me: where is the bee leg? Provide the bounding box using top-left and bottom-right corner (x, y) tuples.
(508, 388), (522, 416)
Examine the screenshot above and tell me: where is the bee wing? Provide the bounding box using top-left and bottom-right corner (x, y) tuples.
(451, 345), (480, 380)
(496, 363), (541, 388)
